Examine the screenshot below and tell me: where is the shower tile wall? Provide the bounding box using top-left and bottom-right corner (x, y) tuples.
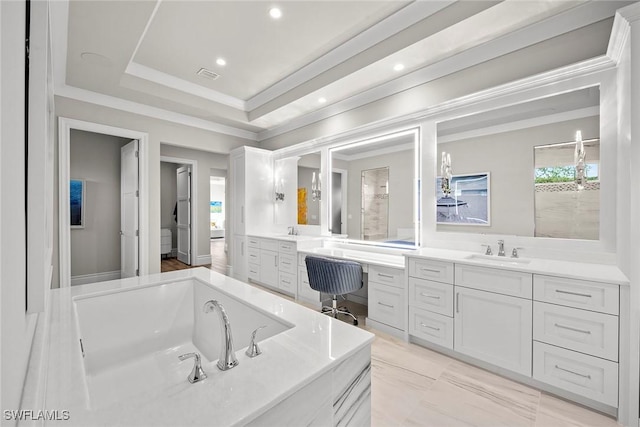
(362, 167), (389, 241)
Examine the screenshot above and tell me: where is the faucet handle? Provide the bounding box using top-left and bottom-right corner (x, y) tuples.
(511, 247), (524, 258)
(481, 244), (493, 256)
(245, 325), (267, 358)
(178, 352), (207, 383)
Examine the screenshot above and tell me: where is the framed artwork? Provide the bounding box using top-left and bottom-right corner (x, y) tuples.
(436, 172), (490, 225)
(70, 179), (85, 228)
(210, 201), (222, 213)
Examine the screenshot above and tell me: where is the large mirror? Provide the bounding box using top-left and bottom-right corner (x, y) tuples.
(436, 86), (600, 240)
(297, 153), (321, 225)
(329, 128), (420, 247)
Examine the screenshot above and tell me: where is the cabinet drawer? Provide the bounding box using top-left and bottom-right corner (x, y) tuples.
(369, 265), (404, 289)
(278, 241), (296, 255)
(533, 275), (619, 315)
(247, 248), (260, 265)
(260, 239), (279, 252)
(455, 264), (532, 299)
(409, 277), (453, 317)
(248, 263), (260, 281)
(279, 253), (296, 275)
(297, 267), (319, 302)
(368, 282), (405, 331)
(247, 237), (261, 248)
(408, 258), (454, 284)
(533, 302), (618, 362)
(278, 271), (296, 294)
(409, 307), (453, 349)
(533, 342), (618, 407)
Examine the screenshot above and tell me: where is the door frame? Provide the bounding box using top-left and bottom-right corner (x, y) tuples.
(160, 156), (198, 266)
(58, 117), (149, 288)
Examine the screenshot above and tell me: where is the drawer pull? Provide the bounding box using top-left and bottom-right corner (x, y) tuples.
(554, 323), (592, 335)
(420, 323), (440, 331)
(420, 267), (441, 274)
(282, 261), (291, 265)
(554, 364), (591, 379)
(378, 302), (394, 308)
(420, 292), (440, 299)
(282, 280), (291, 284)
(377, 273), (395, 279)
(555, 289), (592, 298)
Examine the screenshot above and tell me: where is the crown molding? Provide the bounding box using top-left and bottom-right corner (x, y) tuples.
(257, 1), (622, 143)
(607, 2), (640, 65)
(55, 84), (258, 141)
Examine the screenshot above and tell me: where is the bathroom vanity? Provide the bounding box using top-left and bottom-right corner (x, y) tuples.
(24, 268), (373, 426)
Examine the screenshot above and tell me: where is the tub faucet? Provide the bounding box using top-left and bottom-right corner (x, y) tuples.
(497, 240), (505, 257)
(178, 352), (207, 384)
(203, 300), (239, 371)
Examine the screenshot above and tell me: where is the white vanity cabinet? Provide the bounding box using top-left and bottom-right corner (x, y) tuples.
(247, 237), (297, 296)
(297, 253), (320, 305)
(367, 265), (406, 333)
(532, 275), (620, 406)
(407, 258), (455, 349)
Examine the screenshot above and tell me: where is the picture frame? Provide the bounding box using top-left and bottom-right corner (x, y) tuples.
(210, 201), (222, 213)
(70, 179), (85, 228)
(436, 172), (490, 225)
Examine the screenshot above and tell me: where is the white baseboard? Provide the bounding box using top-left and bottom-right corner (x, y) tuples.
(194, 255), (212, 266)
(70, 270), (121, 286)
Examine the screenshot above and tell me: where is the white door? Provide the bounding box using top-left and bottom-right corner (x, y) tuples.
(454, 286), (532, 376)
(177, 165), (191, 265)
(121, 140), (139, 278)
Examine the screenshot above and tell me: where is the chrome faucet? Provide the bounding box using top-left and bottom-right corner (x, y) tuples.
(497, 240), (505, 257)
(203, 300), (239, 371)
(178, 352), (207, 383)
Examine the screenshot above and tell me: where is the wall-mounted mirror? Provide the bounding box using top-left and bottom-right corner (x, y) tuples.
(329, 128), (420, 247)
(297, 153), (321, 225)
(436, 86), (600, 240)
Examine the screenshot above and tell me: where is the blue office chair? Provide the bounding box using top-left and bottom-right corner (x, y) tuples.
(305, 255), (363, 325)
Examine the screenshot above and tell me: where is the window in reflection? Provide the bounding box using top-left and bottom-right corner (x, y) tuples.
(361, 167), (389, 240)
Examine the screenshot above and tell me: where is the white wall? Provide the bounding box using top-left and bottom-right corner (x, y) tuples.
(69, 130), (130, 278)
(160, 144), (228, 263)
(437, 116), (599, 236)
(1, 0), (38, 414)
(54, 96), (255, 284)
(160, 162), (178, 249)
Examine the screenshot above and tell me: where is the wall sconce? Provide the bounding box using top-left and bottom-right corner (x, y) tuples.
(574, 130), (586, 191)
(311, 171), (321, 201)
(441, 151), (452, 196)
(275, 179), (285, 202)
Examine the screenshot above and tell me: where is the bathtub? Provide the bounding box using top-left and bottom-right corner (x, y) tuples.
(29, 268), (374, 426)
(73, 279), (292, 407)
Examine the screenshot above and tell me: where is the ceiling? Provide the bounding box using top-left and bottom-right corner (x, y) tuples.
(53, 0), (633, 143)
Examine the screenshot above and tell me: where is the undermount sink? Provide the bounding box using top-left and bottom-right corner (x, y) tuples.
(464, 253), (531, 265)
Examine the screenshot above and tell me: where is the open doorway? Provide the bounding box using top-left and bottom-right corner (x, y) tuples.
(58, 117), (148, 288)
(209, 175), (226, 274)
(160, 157), (196, 268)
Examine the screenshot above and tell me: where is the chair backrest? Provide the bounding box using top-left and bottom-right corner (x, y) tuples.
(305, 255), (363, 295)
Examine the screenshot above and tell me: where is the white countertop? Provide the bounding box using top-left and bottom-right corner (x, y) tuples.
(298, 247), (405, 269)
(407, 247), (629, 285)
(35, 269), (374, 426)
(248, 233), (325, 243)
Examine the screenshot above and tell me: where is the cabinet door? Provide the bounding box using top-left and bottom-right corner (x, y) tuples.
(231, 154), (245, 236)
(260, 250), (279, 288)
(454, 287), (532, 376)
(232, 235), (247, 281)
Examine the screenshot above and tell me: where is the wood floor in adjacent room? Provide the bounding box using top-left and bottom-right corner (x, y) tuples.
(160, 245), (619, 427)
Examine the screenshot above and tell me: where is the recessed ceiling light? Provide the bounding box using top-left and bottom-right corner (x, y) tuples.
(269, 7), (282, 19)
(216, 58), (227, 66)
(393, 63), (405, 72)
(318, 97), (327, 104)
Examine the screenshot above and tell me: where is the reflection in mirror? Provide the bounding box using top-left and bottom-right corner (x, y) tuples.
(436, 86), (600, 240)
(330, 128), (419, 247)
(297, 153), (321, 225)
(534, 137), (599, 239)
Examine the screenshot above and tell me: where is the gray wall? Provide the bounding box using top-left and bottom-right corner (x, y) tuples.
(345, 149), (414, 240)
(437, 116), (599, 236)
(160, 162), (179, 249)
(160, 144), (228, 263)
(70, 129), (130, 277)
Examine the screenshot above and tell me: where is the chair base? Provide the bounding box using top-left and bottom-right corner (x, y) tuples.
(321, 296), (358, 326)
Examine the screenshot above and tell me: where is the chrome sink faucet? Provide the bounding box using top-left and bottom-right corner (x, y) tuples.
(203, 300), (239, 371)
(497, 240), (505, 257)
